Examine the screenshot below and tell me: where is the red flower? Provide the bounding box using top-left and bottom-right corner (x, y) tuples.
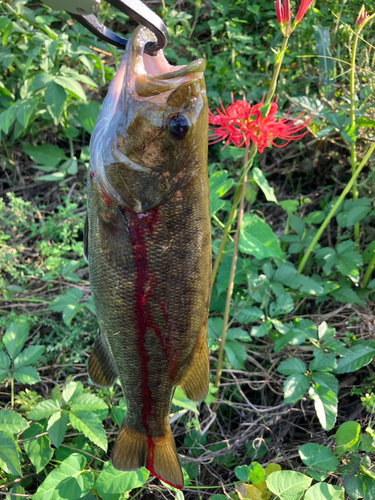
(209, 95), (310, 154)
(354, 5), (368, 28)
(293, 0), (314, 27)
(274, 0), (291, 37)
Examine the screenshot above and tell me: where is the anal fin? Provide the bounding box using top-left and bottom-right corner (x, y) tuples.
(179, 328), (209, 402)
(88, 332), (118, 387)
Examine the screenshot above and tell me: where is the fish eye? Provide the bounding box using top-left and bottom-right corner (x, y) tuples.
(167, 113), (191, 140)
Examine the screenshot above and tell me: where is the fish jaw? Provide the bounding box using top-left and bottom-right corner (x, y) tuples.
(89, 26), (208, 213)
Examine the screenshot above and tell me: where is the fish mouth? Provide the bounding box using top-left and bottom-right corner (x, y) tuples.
(130, 26), (206, 98)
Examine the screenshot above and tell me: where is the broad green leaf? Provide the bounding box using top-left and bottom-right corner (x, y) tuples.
(277, 358), (306, 376)
(334, 343), (375, 374)
(235, 465), (250, 482)
(44, 81), (66, 125)
(346, 205), (371, 227)
(252, 167), (277, 203)
(280, 200), (299, 213)
(239, 214), (282, 259)
(269, 293), (294, 317)
(224, 340), (247, 369)
(3, 318), (30, 360)
(0, 105), (16, 134)
(70, 393), (108, 420)
(28, 399), (61, 420)
(363, 240), (375, 263)
(0, 409), (28, 435)
(6, 484), (25, 500)
(14, 345), (45, 369)
(13, 366), (40, 385)
(335, 421), (360, 454)
(29, 72), (54, 92)
(318, 321), (335, 340)
(110, 399), (127, 427)
(289, 214), (305, 238)
(54, 76), (86, 100)
(331, 286), (364, 306)
(15, 97), (39, 128)
(48, 288), (84, 326)
(0, 429), (21, 476)
(309, 350), (337, 372)
(357, 117), (375, 127)
(226, 328), (251, 342)
(248, 462), (265, 484)
(304, 482), (343, 500)
(236, 306), (264, 324)
(0, 350), (10, 380)
(32, 453), (94, 500)
(266, 471), (312, 500)
(311, 372), (338, 397)
(76, 101), (101, 134)
(283, 374), (310, 404)
(23, 145), (67, 167)
(309, 385), (337, 431)
(63, 380), (83, 403)
(95, 461), (148, 495)
(69, 410), (107, 451)
(299, 443), (339, 481)
(47, 411), (69, 448)
(172, 387), (198, 414)
(23, 423), (54, 473)
(251, 320), (272, 338)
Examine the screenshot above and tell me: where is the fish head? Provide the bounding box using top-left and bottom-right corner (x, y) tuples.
(90, 26), (208, 213)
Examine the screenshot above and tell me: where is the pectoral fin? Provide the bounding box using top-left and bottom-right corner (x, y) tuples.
(83, 213), (89, 264)
(88, 332), (118, 387)
(179, 329), (209, 402)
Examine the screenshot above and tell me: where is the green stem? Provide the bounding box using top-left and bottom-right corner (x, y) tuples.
(350, 31), (360, 246)
(11, 376), (14, 409)
(363, 251), (375, 288)
(265, 36), (289, 105)
(298, 142), (375, 274)
(282, 214), (290, 252)
(214, 147), (249, 391)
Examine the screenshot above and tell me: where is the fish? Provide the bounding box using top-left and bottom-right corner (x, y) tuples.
(84, 26), (211, 489)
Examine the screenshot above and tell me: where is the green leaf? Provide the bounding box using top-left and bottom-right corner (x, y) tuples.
(173, 387), (198, 414)
(277, 358), (307, 376)
(334, 343), (375, 374)
(0, 429), (21, 476)
(0, 105), (16, 134)
(209, 171), (234, 216)
(283, 374), (310, 404)
(280, 200), (299, 213)
(48, 288), (85, 326)
(28, 399), (61, 420)
(95, 461), (148, 496)
(76, 101), (101, 134)
(47, 411), (69, 448)
(251, 320), (272, 338)
(311, 372), (338, 397)
(32, 453), (94, 500)
(357, 117), (375, 127)
(252, 167), (277, 203)
(0, 409), (28, 435)
(44, 81), (66, 125)
(309, 385), (337, 431)
(248, 462), (265, 484)
(15, 97), (39, 128)
(70, 393), (108, 420)
(309, 350), (337, 372)
(235, 465), (250, 482)
(299, 443), (339, 481)
(14, 345), (45, 369)
(69, 410), (107, 451)
(239, 214), (282, 259)
(110, 399), (127, 427)
(346, 205), (371, 227)
(6, 484), (25, 500)
(236, 306), (264, 324)
(266, 471), (312, 500)
(23, 423), (54, 473)
(63, 380), (83, 403)
(226, 328), (251, 342)
(269, 293), (294, 317)
(23, 144), (67, 167)
(304, 482), (344, 500)
(38, 172), (66, 182)
(29, 72), (54, 92)
(54, 76), (86, 100)
(331, 286), (364, 306)
(0, 351), (10, 380)
(3, 318), (30, 360)
(224, 339), (247, 369)
(335, 421), (360, 454)
(13, 366), (40, 385)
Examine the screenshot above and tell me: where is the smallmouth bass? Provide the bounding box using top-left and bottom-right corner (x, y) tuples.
(85, 26), (211, 489)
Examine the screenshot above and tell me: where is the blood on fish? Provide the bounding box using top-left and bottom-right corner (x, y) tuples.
(100, 189), (113, 209)
(90, 171), (95, 179)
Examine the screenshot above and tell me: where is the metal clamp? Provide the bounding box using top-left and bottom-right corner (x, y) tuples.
(42, 0), (167, 55)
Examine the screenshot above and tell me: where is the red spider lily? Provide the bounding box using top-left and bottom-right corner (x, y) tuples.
(274, 0), (291, 37)
(208, 95), (311, 154)
(293, 0), (314, 27)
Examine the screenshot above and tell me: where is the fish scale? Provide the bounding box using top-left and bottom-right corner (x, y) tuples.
(85, 26), (211, 489)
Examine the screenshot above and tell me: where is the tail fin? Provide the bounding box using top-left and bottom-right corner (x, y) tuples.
(112, 424), (183, 490)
